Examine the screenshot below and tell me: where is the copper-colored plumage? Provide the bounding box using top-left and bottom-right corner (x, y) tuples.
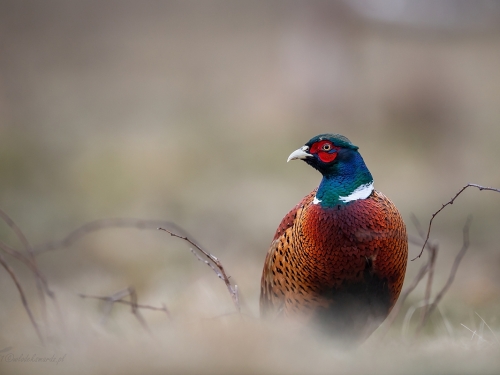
(260, 188), (408, 343)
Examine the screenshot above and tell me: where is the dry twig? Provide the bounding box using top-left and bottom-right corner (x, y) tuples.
(0, 208), (65, 341)
(0, 253), (44, 344)
(32, 218), (189, 255)
(413, 183), (500, 260)
(379, 234), (434, 338)
(0, 240), (54, 298)
(0, 208), (32, 253)
(79, 287), (170, 331)
(79, 293), (170, 316)
(382, 213), (472, 338)
(158, 227), (240, 312)
(410, 214), (439, 332)
(418, 216), (472, 328)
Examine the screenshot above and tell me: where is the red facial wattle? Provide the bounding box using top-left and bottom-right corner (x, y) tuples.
(310, 140), (339, 163)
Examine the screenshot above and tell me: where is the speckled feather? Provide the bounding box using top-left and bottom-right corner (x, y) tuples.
(260, 187), (408, 342)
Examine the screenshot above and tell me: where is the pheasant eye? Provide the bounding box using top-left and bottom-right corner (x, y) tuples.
(322, 143), (331, 151)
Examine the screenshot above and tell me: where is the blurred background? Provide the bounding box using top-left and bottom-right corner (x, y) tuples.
(1, 1), (500, 374)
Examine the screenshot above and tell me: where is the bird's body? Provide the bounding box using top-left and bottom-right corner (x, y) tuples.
(260, 134), (407, 343)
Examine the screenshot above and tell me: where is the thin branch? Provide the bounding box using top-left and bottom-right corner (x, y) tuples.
(0, 208), (51, 334)
(97, 288), (131, 325)
(0, 208), (32, 253)
(32, 218), (190, 256)
(79, 294), (171, 315)
(0, 240), (54, 298)
(189, 248), (224, 279)
(127, 286), (150, 332)
(380, 226), (437, 338)
(420, 216), (472, 327)
(409, 213), (439, 329)
(158, 227), (240, 312)
(418, 242), (438, 331)
(413, 184), (500, 260)
(79, 288), (170, 330)
(384, 185), (492, 337)
(0, 253), (44, 344)
(380, 252), (430, 338)
(0, 240), (30, 263)
(0, 209), (70, 340)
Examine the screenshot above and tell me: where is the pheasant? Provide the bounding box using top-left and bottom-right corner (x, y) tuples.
(260, 134), (407, 344)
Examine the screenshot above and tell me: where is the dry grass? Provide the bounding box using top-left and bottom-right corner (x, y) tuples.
(1, 183), (499, 374)
(1, 290), (499, 375)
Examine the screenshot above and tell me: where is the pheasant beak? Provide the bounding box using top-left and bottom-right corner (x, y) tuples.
(287, 146), (312, 162)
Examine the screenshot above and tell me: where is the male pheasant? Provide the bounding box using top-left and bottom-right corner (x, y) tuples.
(260, 134), (407, 344)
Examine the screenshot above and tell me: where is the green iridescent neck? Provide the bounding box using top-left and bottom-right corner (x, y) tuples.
(314, 152), (373, 208)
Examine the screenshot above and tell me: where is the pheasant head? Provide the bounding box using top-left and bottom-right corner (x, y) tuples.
(287, 134), (374, 208)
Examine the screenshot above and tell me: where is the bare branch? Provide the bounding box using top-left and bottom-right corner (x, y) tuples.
(96, 288), (131, 325)
(32, 218), (190, 255)
(84, 291), (162, 315)
(380, 253), (430, 338)
(386, 215), (472, 338)
(0, 208), (70, 339)
(0, 208), (32, 253)
(418, 241), (438, 332)
(0, 253), (44, 344)
(0, 208), (53, 333)
(413, 184), (500, 260)
(384, 185), (490, 337)
(408, 213), (439, 331)
(0, 240), (29, 263)
(380, 223), (437, 338)
(0, 240), (54, 298)
(127, 286), (150, 332)
(79, 287), (170, 330)
(189, 248), (224, 279)
(158, 227), (240, 312)
(421, 216), (472, 323)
